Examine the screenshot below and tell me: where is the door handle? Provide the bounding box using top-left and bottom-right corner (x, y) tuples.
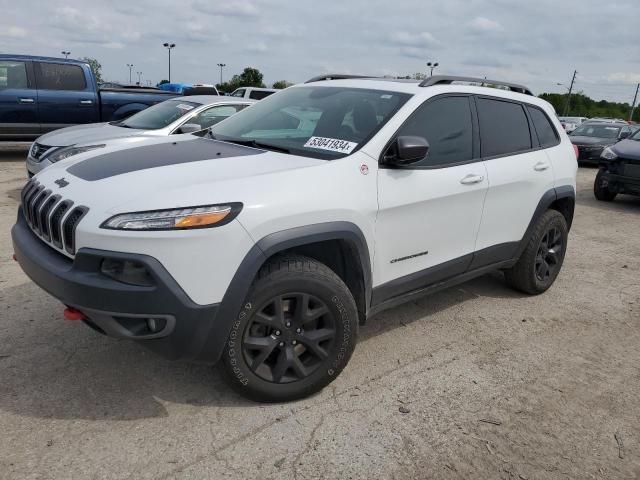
(18, 98), (35, 104)
(79, 100), (93, 105)
(460, 174), (484, 185)
(534, 161), (550, 172)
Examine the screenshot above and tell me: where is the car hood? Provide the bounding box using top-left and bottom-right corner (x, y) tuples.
(33, 135), (327, 213)
(35, 122), (145, 147)
(569, 135), (616, 146)
(611, 139), (640, 161)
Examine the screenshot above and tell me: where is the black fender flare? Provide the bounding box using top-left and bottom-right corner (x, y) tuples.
(515, 185), (575, 259)
(195, 221), (372, 363)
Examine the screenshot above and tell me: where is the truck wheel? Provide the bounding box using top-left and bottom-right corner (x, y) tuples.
(505, 210), (568, 295)
(220, 255), (358, 402)
(594, 169), (617, 202)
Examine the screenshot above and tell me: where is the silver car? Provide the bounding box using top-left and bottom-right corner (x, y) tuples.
(26, 96), (253, 176)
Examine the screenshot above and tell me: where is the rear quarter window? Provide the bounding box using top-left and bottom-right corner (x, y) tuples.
(477, 97), (531, 157)
(527, 106), (559, 148)
(249, 90), (274, 100)
(35, 62), (87, 91)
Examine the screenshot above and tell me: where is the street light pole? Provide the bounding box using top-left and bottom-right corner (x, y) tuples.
(126, 64), (134, 84)
(563, 70), (577, 116)
(61, 51), (70, 59)
(163, 43), (176, 82)
(426, 61), (439, 77)
(217, 63), (226, 84)
(137, 71), (142, 85)
(629, 83), (639, 122)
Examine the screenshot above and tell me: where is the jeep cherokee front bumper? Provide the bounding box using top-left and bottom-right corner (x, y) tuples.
(12, 210), (224, 363)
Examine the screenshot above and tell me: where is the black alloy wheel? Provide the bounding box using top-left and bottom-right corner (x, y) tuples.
(535, 226), (563, 282)
(242, 293), (336, 384)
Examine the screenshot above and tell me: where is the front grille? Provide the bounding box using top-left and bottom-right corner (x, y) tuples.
(30, 143), (55, 161)
(20, 180), (89, 256)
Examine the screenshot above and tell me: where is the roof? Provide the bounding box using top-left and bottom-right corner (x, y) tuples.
(0, 54), (87, 65)
(165, 95), (255, 106)
(298, 74), (549, 108)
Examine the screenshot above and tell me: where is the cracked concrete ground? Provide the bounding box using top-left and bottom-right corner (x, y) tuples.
(1, 148), (639, 479)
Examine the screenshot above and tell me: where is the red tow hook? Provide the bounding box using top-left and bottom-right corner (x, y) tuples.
(63, 308), (87, 321)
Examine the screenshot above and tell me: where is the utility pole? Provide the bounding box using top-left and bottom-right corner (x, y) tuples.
(563, 70), (577, 116)
(217, 63), (226, 84)
(629, 83), (639, 122)
(126, 64), (134, 84)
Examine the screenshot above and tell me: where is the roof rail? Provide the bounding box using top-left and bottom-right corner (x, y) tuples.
(419, 75), (533, 96)
(305, 74), (376, 83)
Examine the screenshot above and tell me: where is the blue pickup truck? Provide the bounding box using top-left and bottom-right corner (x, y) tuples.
(0, 54), (178, 140)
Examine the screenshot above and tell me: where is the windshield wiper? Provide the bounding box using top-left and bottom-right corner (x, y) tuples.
(216, 137), (291, 154)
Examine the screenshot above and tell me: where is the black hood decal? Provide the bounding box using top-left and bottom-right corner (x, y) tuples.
(66, 138), (262, 181)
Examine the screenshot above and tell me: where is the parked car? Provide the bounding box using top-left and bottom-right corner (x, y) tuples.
(583, 117), (628, 125)
(0, 54), (178, 140)
(26, 96), (252, 176)
(594, 127), (640, 201)
(12, 74), (577, 402)
(558, 116), (587, 133)
(569, 122), (633, 164)
(229, 87), (277, 100)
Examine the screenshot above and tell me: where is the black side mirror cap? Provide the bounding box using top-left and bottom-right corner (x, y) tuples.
(384, 136), (429, 166)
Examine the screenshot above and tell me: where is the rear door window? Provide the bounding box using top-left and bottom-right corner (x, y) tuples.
(35, 62), (87, 91)
(527, 106), (559, 148)
(477, 97), (531, 157)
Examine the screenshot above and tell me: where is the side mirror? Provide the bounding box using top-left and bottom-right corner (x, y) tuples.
(619, 130), (631, 139)
(384, 136), (429, 166)
(178, 123), (202, 134)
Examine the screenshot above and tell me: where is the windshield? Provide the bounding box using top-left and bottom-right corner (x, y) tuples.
(571, 124), (620, 139)
(118, 100), (200, 130)
(210, 86), (412, 159)
(631, 128), (640, 140)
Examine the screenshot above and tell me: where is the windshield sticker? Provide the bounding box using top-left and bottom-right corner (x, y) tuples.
(176, 104), (195, 111)
(303, 136), (358, 154)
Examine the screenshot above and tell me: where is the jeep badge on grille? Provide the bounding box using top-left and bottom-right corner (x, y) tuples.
(54, 178), (69, 188)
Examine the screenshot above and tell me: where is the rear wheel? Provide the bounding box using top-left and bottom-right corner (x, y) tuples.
(220, 255), (358, 402)
(505, 210), (568, 295)
(594, 169), (617, 201)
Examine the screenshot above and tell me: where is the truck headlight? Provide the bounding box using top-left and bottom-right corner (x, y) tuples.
(601, 147), (618, 161)
(101, 203), (242, 230)
(48, 144), (105, 163)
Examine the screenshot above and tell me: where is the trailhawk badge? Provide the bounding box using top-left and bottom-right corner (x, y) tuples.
(54, 177), (69, 188)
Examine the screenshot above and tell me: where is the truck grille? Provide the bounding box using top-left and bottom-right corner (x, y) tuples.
(21, 180), (88, 256)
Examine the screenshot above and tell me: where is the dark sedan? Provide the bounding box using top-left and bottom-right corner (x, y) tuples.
(569, 122), (633, 164)
(594, 128), (640, 201)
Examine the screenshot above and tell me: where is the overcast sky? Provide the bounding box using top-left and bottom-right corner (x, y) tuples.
(1, 0), (639, 102)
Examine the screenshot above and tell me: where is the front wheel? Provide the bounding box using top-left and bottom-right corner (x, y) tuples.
(505, 210), (568, 295)
(220, 255), (358, 402)
(594, 169), (617, 202)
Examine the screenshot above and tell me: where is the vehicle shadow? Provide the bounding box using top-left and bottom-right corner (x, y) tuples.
(0, 271), (522, 421)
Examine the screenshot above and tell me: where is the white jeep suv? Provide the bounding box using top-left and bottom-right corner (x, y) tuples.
(12, 75), (577, 402)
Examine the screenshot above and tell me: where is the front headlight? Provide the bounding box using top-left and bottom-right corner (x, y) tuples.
(601, 147), (618, 160)
(48, 144), (105, 163)
(101, 203), (242, 231)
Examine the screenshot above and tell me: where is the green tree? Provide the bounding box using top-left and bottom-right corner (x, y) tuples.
(216, 67), (266, 93)
(272, 80), (292, 89)
(157, 79), (170, 85)
(79, 57), (103, 83)
(539, 91), (634, 120)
